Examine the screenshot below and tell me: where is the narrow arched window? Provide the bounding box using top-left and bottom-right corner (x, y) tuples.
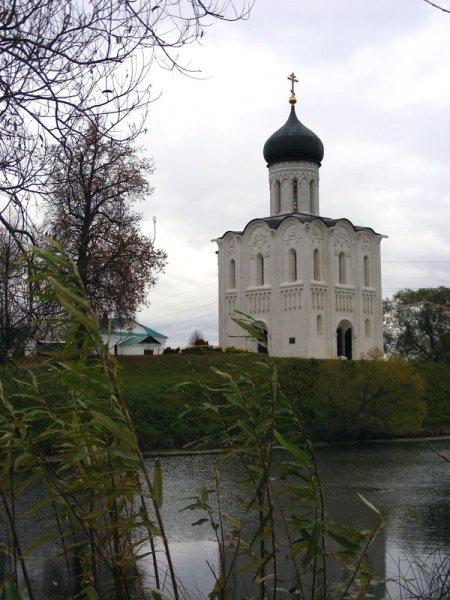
(338, 251), (346, 284)
(229, 259), (236, 289)
(365, 318), (370, 337)
(363, 255), (369, 287)
(317, 314), (323, 335)
(256, 253), (264, 286)
(275, 180), (281, 214)
(313, 248), (320, 281)
(310, 180), (315, 212)
(288, 248), (297, 282)
(293, 179), (298, 212)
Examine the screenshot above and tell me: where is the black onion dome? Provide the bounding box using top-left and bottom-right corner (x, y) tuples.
(263, 105), (324, 166)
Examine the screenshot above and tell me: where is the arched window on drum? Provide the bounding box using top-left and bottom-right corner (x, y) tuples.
(292, 179), (298, 212)
(275, 180), (281, 214)
(317, 314), (323, 335)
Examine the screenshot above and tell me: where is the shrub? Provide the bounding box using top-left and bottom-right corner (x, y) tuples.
(163, 346), (181, 354)
(312, 356), (426, 440)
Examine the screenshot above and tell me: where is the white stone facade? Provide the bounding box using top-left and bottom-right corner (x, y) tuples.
(216, 215), (383, 358)
(269, 161), (320, 215)
(214, 99), (384, 359)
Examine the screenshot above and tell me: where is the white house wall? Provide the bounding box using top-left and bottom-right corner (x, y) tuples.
(116, 343), (162, 356)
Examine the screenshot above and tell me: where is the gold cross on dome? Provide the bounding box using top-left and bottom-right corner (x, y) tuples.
(288, 72), (298, 96)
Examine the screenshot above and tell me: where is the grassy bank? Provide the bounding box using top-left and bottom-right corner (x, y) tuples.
(118, 353), (450, 450)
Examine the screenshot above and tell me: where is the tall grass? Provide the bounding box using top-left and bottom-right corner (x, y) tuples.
(179, 314), (384, 600)
(0, 243), (180, 600)
(0, 245), (384, 599)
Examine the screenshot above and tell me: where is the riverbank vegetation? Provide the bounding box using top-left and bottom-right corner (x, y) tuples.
(4, 348), (449, 452)
(1, 246), (386, 600)
(116, 352), (450, 450)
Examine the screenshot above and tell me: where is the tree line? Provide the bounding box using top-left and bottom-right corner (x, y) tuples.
(383, 286), (450, 364)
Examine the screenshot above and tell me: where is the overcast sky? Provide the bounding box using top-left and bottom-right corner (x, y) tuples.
(136, 0), (450, 348)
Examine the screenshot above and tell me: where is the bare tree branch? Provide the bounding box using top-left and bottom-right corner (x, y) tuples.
(422, 0), (450, 14)
(0, 0), (252, 234)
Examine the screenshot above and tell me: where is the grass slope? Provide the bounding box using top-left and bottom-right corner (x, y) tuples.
(118, 354), (450, 450)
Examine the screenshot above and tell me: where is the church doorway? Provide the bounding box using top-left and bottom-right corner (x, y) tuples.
(256, 322), (268, 354)
(336, 320), (353, 360)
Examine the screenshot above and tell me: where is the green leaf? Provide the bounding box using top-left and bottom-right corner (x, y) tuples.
(89, 410), (134, 445)
(4, 577), (22, 600)
(302, 521), (321, 566)
(85, 586), (100, 600)
(273, 430), (309, 467)
(191, 518), (209, 526)
(327, 529), (361, 553)
(357, 554), (372, 600)
(357, 492), (382, 518)
(283, 484), (314, 501)
(232, 311), (268, 347)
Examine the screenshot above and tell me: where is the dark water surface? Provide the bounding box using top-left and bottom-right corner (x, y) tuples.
(140, 440), (450, 599)
(1, 440), (449, 599)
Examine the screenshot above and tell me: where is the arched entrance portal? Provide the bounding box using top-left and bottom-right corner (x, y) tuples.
(256, 322), (269, 355)
(336, 320), (353, 360)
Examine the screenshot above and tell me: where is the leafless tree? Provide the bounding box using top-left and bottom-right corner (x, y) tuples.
(0, 0), (252, 237)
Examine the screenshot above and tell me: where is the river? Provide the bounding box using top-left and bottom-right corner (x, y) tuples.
(1, 439), (449, 599)
(141, 439), (450, 599)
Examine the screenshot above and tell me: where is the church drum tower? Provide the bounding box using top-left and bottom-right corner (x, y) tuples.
(214, 74), (384, 359)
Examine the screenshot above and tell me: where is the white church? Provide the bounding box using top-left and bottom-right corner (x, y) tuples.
(214, 74), (384, 359)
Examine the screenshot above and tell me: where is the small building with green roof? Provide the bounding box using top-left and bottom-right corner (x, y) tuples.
(100, 319), (168, 356)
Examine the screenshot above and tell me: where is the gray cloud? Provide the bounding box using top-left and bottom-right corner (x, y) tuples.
(138, 0), (450, 347)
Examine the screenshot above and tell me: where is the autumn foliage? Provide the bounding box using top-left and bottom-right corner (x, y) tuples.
(43, 123), (166, 323)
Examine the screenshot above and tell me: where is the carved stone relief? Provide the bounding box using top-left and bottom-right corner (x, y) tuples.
(312, 225), (323, 239)
(251, 230), (268, 246)
(283, 225), (300, 241)
(335, 228), (349, 244)
(360, 233), (370, 245)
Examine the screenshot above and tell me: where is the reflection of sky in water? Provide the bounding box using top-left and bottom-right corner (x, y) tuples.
(145, 440), (450, 600)
(145, 453), (243, 543)
(139, 540), (219, 600)
(2, 442), (449, 599)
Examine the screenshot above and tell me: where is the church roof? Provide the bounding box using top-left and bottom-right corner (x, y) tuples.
(217, 213), (381, 239)
(263, 104), (324, 167)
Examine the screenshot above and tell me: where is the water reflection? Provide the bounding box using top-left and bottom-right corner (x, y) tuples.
(143, 440), (450, 599)
(1, 441), (449, 599)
